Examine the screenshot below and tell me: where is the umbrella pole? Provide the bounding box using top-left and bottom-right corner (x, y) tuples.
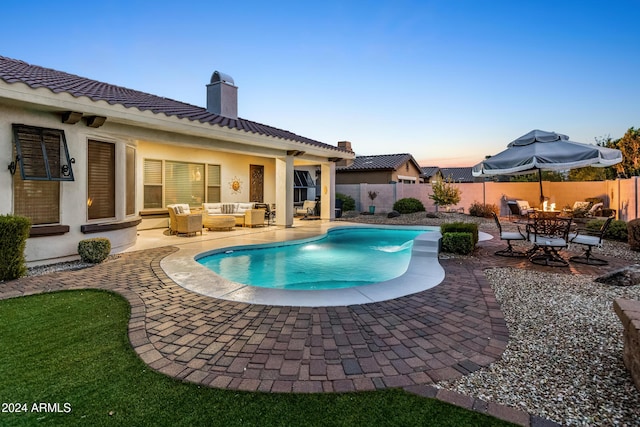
(538, 169), (545, 204)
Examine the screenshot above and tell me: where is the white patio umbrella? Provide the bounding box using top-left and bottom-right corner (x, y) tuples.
(472, 129), (623, 203)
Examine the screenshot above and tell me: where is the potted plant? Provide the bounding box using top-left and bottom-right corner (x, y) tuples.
(368, 191), (378, 214)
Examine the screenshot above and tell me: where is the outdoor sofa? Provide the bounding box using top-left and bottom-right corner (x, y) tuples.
(202, 202), (263, 227)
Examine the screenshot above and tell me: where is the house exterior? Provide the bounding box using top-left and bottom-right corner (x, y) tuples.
(335, 143), (423, 184)
(0, 56), (353, 265)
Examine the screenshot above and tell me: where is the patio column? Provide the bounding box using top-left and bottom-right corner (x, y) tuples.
(320, 161), (335, 219)
(275, 155), (294, 227)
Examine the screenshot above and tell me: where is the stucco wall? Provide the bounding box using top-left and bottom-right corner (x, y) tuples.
(137, 140), (276, 208)
(0, 103), (141, 265)
(337, 179), (640, 219)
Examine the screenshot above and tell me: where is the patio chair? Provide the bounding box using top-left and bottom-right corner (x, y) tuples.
(491, 212), (527, 257)
(167, 204), (192, 235)
(507, 200), (533, 220)
(168, 204), (202, 236)
(244, 208), (266, 228)
(526, 214), (573, 267)
(254, 203), (274, 225)
(515, 200), (534, 216)
(568, 216), (613, 265)
(296, 200), (317, 217)
(175, 212), (203, 237)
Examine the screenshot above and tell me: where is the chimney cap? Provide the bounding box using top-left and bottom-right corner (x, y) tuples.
(211, 71), (235, 86)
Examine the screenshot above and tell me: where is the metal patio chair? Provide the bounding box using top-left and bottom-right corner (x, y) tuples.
(568, 216), (614, 265)
(491, 211), (527, 257)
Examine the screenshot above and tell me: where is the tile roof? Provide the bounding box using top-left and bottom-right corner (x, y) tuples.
(0, 56), (348, 153)
(336, 153), (417, 171)
(420, 166), (440, 178)
(438, 167), (477, 182)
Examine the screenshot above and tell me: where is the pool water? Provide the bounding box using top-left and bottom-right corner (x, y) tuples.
(197, 227), (430, 290)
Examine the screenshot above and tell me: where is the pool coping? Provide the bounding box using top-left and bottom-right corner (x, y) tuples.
(161, 224), (448, 306)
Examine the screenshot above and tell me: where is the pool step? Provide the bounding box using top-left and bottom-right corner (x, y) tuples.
(411, 233), (441, 257)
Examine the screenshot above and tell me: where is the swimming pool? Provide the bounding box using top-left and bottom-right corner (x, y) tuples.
(161, 224), (445, 307)
(197, 227), (430, 290)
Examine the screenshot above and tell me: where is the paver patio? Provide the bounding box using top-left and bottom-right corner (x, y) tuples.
(0, 227), (628, 426)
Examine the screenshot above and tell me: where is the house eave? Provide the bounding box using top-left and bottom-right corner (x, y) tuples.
(0, 80), (354, 161)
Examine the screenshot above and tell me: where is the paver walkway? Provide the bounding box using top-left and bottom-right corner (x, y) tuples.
(0, 233), (629, 426)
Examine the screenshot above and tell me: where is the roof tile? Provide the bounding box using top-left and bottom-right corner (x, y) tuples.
(337, 153), (416, 171)
(0, 56), (347, 153)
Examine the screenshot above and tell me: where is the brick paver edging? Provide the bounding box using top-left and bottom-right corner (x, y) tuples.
(1, 238), (579, 426)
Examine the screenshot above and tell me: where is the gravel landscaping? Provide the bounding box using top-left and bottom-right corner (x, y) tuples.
(341, 211), (640, 426)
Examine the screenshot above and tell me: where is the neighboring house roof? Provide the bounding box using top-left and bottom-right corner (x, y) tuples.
(420, 166), (440, 179)
(0, 56), (347, 154)
(336, 153), (420, 171)
(438, 167), (476, 183)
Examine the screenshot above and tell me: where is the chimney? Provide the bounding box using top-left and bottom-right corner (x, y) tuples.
(207, 71), (238, 119)
(336, 141), (355, 167)
(338, 141), (353, 152)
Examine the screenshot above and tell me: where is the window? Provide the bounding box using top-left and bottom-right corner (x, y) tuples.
(87, 140), (115, 220)
(165, 161), (204, 206)
(126, 146), (136, 215)
(13, 168), (60, 225)
(12, 124), (75, 181)
(143, 159), (163, 208)
(293, 170), (315, 203)
(143, 159), (215, 209)
(294, 170), (314, 187)
(207, 164), (221, 203)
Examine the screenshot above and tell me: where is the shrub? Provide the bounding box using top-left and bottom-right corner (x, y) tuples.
(628, 219), (640, 251)
(78, 238), (111, 263)
(468, 201), (499, 218)
(0, 214), (31, 281)
(585, 219), (628, 242)
(393, 198), (426, 214)
(441, 232), (474, 255)
(441, 222), (479, 245)
(335, 193), (356, 212)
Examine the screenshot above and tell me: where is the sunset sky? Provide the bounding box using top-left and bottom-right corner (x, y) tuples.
(2, 0), (638, 166)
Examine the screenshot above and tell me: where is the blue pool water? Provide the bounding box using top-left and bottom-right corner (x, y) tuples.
(197, 227), (430, 290)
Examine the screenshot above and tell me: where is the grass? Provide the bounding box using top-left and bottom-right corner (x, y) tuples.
(0, 290), (515, 426)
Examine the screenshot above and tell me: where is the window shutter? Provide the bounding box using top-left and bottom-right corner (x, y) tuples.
(12, 124), (75, 181)
(87, 140), (115, 220)
(126, 146), (135, 215)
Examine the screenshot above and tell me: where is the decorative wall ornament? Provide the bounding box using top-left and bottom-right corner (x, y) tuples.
(229, 176), (243, 194)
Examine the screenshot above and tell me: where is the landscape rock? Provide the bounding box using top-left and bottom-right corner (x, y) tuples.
(595, 264), (640, 287)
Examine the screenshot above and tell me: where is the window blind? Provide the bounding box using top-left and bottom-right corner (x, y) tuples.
(143, 159), (163, 208)
(207, 164), (221, 202)
(13, 169), (60, 224)
(165, 161), (204, 206)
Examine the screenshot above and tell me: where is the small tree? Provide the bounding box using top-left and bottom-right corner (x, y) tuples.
(368, 191), (378, 204)
(429, 176), (461, 211)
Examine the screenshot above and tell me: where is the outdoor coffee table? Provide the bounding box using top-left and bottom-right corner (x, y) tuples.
(204, 215), (235, 231)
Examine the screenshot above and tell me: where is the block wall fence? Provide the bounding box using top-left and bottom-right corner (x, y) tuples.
(336, 177), (640, 222)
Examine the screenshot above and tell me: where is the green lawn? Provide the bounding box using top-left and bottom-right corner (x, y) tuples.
(0, 290), (514, 426)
